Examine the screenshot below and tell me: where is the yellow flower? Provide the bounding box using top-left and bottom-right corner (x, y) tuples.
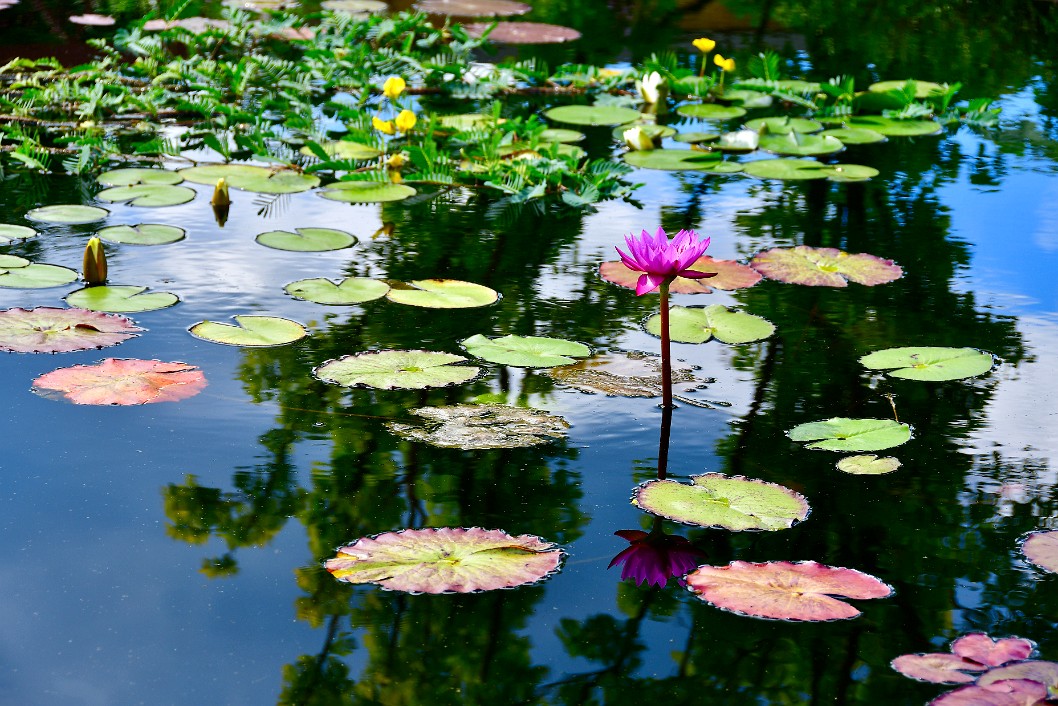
(210, 177), (230, 207)
(394, 109), (417, 132)
(382, 76), (406, 99)
(82, 237), (107, 285)
(386, 153), (407, 168)
(693, 37), (716, 53)
(714, 54), (736, 72)
(373, 115), (396, 135)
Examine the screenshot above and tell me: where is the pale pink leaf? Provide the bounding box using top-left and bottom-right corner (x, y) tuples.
(976, 661), (1058, 692)
(600, 256), (761, 294)
(890, 653), (984, 684)
(69, 13), (116, 25)
(951, 634), (1035, 667)
(1021, 530), (1058, 574)
(463, 21), (581, 43)
(930, 679), (1049, 706)
(32, 358), (207, 405)
(0, 307), (141, 353)
(750, 246), (903, 287)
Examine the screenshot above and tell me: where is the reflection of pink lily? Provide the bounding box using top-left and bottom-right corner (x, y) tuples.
(608, 527), (706, 588)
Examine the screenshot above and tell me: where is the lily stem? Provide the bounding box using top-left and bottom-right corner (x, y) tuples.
(659, 280), (673, 410)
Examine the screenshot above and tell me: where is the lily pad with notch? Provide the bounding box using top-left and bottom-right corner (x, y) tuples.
(676, 103), (747, 120)
(387, 404), (569, 448)
(96, 184), (197, 207)
(859, 347), (995, 381)
(189, 315), (307, 347)
(0, 255), (78, 289)
(539, 128), (585, 143)
(65, 285), (179, 313)
(890, 654), (986, 684)
(284, 277), (390, 304)
(623, 149), (742, 172)
(0, 224), (37, 243)
(601, 255), (760, 294)
(97, 223), (186, 246)
(0, 307), (141, 353)
(845, 116), (942, 137)
(96, 168), (183, 186)
(633, 473), (809, 530)
(314, 349), (480, 389)
(645, 305), (775, 344)
(319, 181), (416, 203)
(298, 141), (382, 160)
(255, 227), (357, 252)
(387, 279), (499, 308)
(32, 358), (206, 405)
(414, 0), (530, 16)
(544, 105), (642, 127)
(26, 204), (109, 225)
(464, 21), (581, 44)
(1021, 530), (1058, 574)
(745, 117), (822, 134)
(820, 127), (887, 144)
(836, 455), (902, 475)
(788, 417), (912, 452)
(461, 334), (590, 367)
(179, 164), (320, 193)
(759, 132), (844, 157)
(751, 246), (902, 286)
(928, 680), (1050, 706)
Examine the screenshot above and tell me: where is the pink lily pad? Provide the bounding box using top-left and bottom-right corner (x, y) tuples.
(0, 307), (142, 353)
(685, 560), (893, 621)
(977, 661), (1058, 692)
(890, 653), (985, 684)
(952, 634), (1035, 667)
(464, 21), (581, 44)
(930, 679), (1050, 706)
(32, 359), (207, 405)
(414, 0), (530, 16)
(325, 527), (564, 594)
(750, 246), (903, 287)
(599, 255), (762, 294)
(69, 13), (116, 25)
(1021, 530), (1058, 574)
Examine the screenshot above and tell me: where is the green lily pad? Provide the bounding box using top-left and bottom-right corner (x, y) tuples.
(178, 165), (321, 193)
(845, 116), (942, 137)
(65, 285), (179, 313)
(0, 258), (78, 288)
(387, 404), (569, 449)
(868, 79), (946, 98)
(26, 204), (109, 224)
(436, 113), (501, 130)
(751, 246), (902, 286)
(836, 455), (902, 475)
(672, 131), (720, 144)
(820, 164), (880, 182)
(788, 418), (912, 452)
(745, 117), (822, 134)
(461, 334), (590, 367)
(284, 277), (390, 304)
(733, 79), (821, 93)
(633, 473), (810, 531)
(858, 347), (996, 381)
(539, 128), (584, 143)
(298, 141), (382, 160)
(318, 181), (416, 203)
(543, 105), (643, 127)
(819, 127), (887, 145)
(96, 184), (197, 207)
(96, 224), (186, 246)
(676, 103), (747, 120)
(720, 89), (773, 108)
(314, 349), (479, 389)
(496, 142), (586, 160)
(759, 133), (844, 156)
(387, 279), (499, 308)
(0, 224), (37, 243)
(189, 315), (307, 347)
(96, 168), (183, 186)
(623, 149), (742, 173)
(255, 227), (357, 252)
(743, 158), (828, 180)
(611, 123), (676, 142)
(645, 305), (775, 344)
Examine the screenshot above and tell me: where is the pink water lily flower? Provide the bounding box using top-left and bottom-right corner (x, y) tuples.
(616, 227), (714, 295)
(608, 529), (706, 587)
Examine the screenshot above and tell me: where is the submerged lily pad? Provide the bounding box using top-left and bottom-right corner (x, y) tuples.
(96, 184), (197, 207)
(676, 103), (747, 120)
(26, 204), (109, 224)
(819, 127), (887, 144)
(1021, 530), (1058, 574)
(461, 334), (590, 367)
(859, 347), (995, 381)
(645, 305), (775, 344)
(600, 255), (761, 294)
(284, 277), (390, 304)
(544, 105), (642, 127)
(464, 21), (581, 44)
(751, 246), (903, 287)
(759, 133), (845, 156)
(387, 279), (499, 308)
(0, 224), (37, 243)
(414, 0), (530, 16)
(836, 455), (902, 475)
(539, 128), (585, 143)
(314, 349), (479, 389)
(685, 561), (893, 621)
(0, 257), (78, 288)
(318, 181), (416, 203)
(32, 358), (206, 405)
(255, 227), (357, 252)
(545, 350), (696, 398)
(0, 307), (141, 353)
(788, 417), (912, 452)
(634, 473), (809, 530)
(623, 149), (742, 173)
(745, 117), (822, 134)
(298, 141), (382, 160)
(189, 315), (307, 346)
(96, 168), (183, 186)
(890, 654), (984, 684)
(96, 223), (186, 246)
(65, 285), (179, 313)
(387, 404), (569, 448)
(845, 116), (942, 136)
(325, 527), (564, 593)
(179, 165), (320, 193)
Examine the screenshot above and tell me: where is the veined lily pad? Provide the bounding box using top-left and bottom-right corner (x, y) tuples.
(845, 116), (942, 136)
(464, 21), (581, 44)
(414, 0), (530, 16)
(387, 404), (569, 448)
(179, 165), (320, 193)
(600, 255), (760, 294)
(623, 149), (742, 172)
(820, 127), (887, 144)
(836, 455), (902, 475)
(645, 305), (775, 344)
(634, 473), (809, 531)
(929, 680), (1050, 706)
(461, 334), (590, 367)
(0, 307), (141, 353)
(0, 257), (78, 288)
(890, 654), (984, 684)
(26, 204), (108, 224)
(96, 168), (183, 186)
(868, 79), (946, 97)
(676, 103), (747, 120)
(314, 349), (479, 389)
(321, 0), (387, 12)
(255, 227), (357, 252)
(672, 131), (720, 144)
(189, 315), (307, 347)
(325, 527), (563, 593)
(96, 184), (197, 207)
(298, 141), (382, 160)
(685, 561), (893, 621)
(319, 181), (416, 203)
(544, 105), (642, 127)
(745, 117), (822, 134)
(65, 285), (179, 313)
(788, 418), (912, 452)
(0, 224), (37, 243)
(539, 128), (584, 143)
(32, 358), (206, 405)
(976, 662), (1058, 692)
(545, 351), (696, 398)
(1021, 530), (1058, 574)
(859, 347), (995, 381)
(387, 279), (498, 308)
(751, 246), (903, 287)
(96, 224), (186, 246)
(759, 133), (844, 157)
(284, 277), (389, 304)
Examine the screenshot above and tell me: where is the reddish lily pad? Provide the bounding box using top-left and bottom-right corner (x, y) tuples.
(634, 474), (809, 531)
(1021, 530), (1058, 574)
(324, 527), (564, 593)
(414, 0), (530, 16)
(685, 560), (893, 621)
(930, 680), (1050, 706)
(600, 255), (761, 294)
(0, 307), (141, 353)
(890, 653), (985, 684)
(976, 662), (1058, 692)
(751, 246), (903, 287)
(464, 21), (581, 44)
(32, 358), (206, 405)
(952, 634), (1036, 667)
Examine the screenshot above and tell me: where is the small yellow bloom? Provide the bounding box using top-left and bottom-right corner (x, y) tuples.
(714, 54), (736, 72)
(597, 67), (623, 78)
(82, 237), (107, 285)
(693, 37), (716, 53)
(373, 116), (396, 135)
(394, 109), (417, 132)
(211, 177), (230, 207)
(382, 76), (406, 99)
(386, 153), (407, 168)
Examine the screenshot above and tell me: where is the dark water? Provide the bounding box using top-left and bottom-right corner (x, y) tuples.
(1, 1), (1058, 704)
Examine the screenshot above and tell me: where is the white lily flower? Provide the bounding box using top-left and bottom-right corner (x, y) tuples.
(635, 71), (668, 105)
(623, 126), (656, 151)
